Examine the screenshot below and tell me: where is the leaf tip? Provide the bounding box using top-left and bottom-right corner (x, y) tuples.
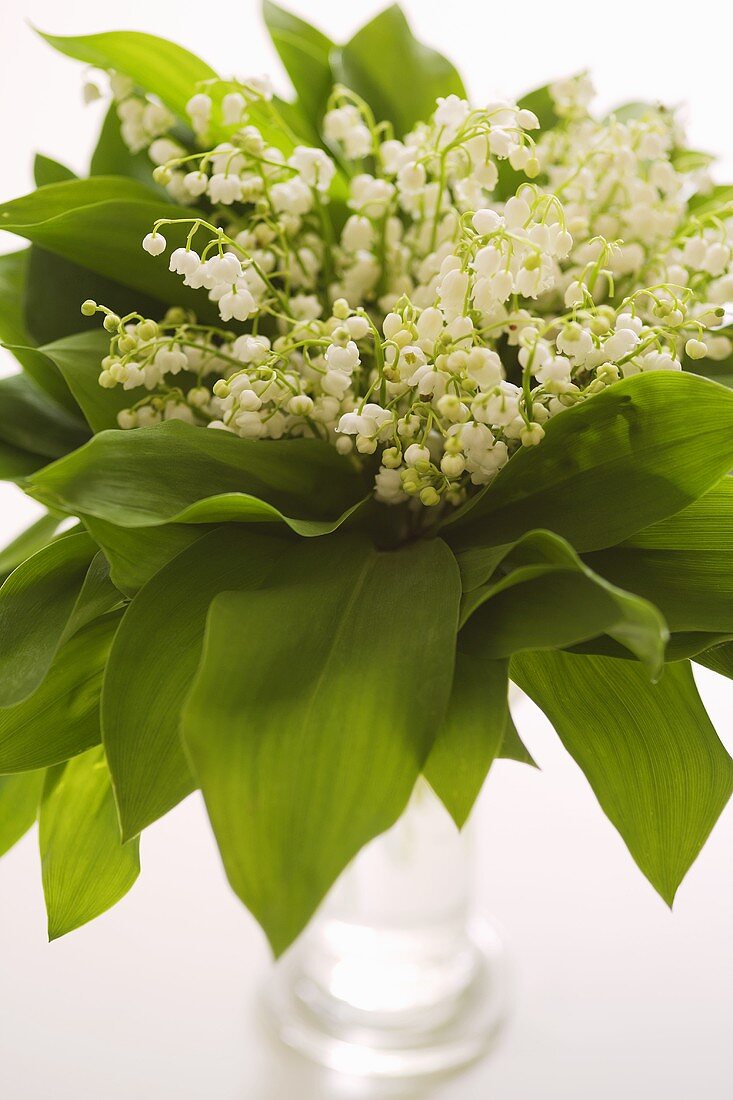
(47, 918), (69, 942)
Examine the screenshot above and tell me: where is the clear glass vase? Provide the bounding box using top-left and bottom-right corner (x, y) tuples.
(264, 779), (509, 1078)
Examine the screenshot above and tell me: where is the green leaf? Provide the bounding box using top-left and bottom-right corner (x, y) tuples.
(26, 419), (366, 533)
(0, 439), (45, 480)
(683, 326), (733, 387)
(182, 533), (461, 955)
(695, 641), (733, 680)
(518, 84), (561, 132)
(85, 518), (211, 595)
(39, 29), (217, 121)
(332, 5), (466, 137)
(620, 475), (733, 550)
(606, 101), (655, 124)
(263, 2), (334, 122)
(34, 154), (76, 187)
(499, 712), (536, 766)
(0, 250), (76, 410)
(90, 104), (166, 190)
(24, 246), (167, 347)
(0, 770), (45, 857)
(687, 184), (733, 218)
(460, 529), (668, 675)
(512, 651), (733, 904)
(65, 551), (124, 637)
(424, 650), (509, 827)
(102, 527), (289, 838)
(571, 629), (733, 664)
(0, 512), (68, 581)
(37, 330), (132, 433)
(0, 612), (120, 773)
(0, 373), (88, 458)
(444, 372), (733, 556)
(0, 178), (217, 319)
(584, 477), (733, 634)
(671, 148), (715, 174)
(0, 531), (96, 707)
(40, 745), (139, 939)
(495, 82), (561, 200)
(0, 249), (33, 351)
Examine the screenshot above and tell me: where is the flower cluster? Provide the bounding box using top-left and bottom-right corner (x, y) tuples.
(88, 71), (733, 509)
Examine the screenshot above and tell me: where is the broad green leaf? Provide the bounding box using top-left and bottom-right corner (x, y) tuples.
(26, 131), (166, 350)
(605, 101), (655, 124)
(26, 419), (366, 533)
(0, 175), (161, 225)
(585, 546), (733, 634)
(39, 29), (217, 121)
(424, 649), (509, 827)
(460, 529), (667, 675)
(518, 84), (561, 132)
(684, 355), (733, 388)
(671, 148), (715, 174)
(444, 373), (733, 555)
(37, 330), (133, 432)
(85, 517), (211, 595)
(0, 612), (119, 773)
(499, 712), (536, 766)
(512, 651), (733, 904)
(332, 5), (466, 137)
(102, 527), (289, 838)
(91, 104), (166, 190)
(495, 82), (561, 200)
(683, 326), (733, 387)
(0, 178), (217, 319)
(182, 533), (461, 955)
(687, 184), (733, 218)
(24, 246), (167, 347)
(0, 250), (32, 351)
(64, 551), (124, 638)
(0, 439), (45, 480)
(200, 74), (319, 152)
(571, 629), (733, 663)
(0, 770), (45, 857)
(264, 2), (334, 122)
(33, 154), (76, 187)
(40, 745), (139, 939)
(695, 641), (733, 680)
(0, 512), (68, 582)
(0, 531), (96, 707)
(0, 373), (88, 458)
(584, 477), (733, 634)
(666, 633), (733, 660)
(0, 250), (76, 410)
(620, 476), (733, 551)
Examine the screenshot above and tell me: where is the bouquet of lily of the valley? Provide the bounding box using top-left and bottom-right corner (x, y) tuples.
(1, 2), (732, 954)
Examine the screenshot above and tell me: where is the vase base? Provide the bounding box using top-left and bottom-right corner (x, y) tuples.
(264, 918), (509, 1079)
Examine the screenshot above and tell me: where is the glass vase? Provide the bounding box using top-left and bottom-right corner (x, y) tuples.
(264, 778), (509, 1078)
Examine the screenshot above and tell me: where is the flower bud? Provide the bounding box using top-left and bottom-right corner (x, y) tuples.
(685, 338), (708, 360)
(142, 232), (166, 256)
(382, 446), (402, 469)
(404, 443), (431, 466)
(441, 453), (466, 477)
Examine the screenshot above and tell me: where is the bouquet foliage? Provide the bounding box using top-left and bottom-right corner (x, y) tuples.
(0, 3), (732, 953)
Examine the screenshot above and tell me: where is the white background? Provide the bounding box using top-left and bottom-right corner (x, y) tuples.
(1, 1), (732, 1096)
